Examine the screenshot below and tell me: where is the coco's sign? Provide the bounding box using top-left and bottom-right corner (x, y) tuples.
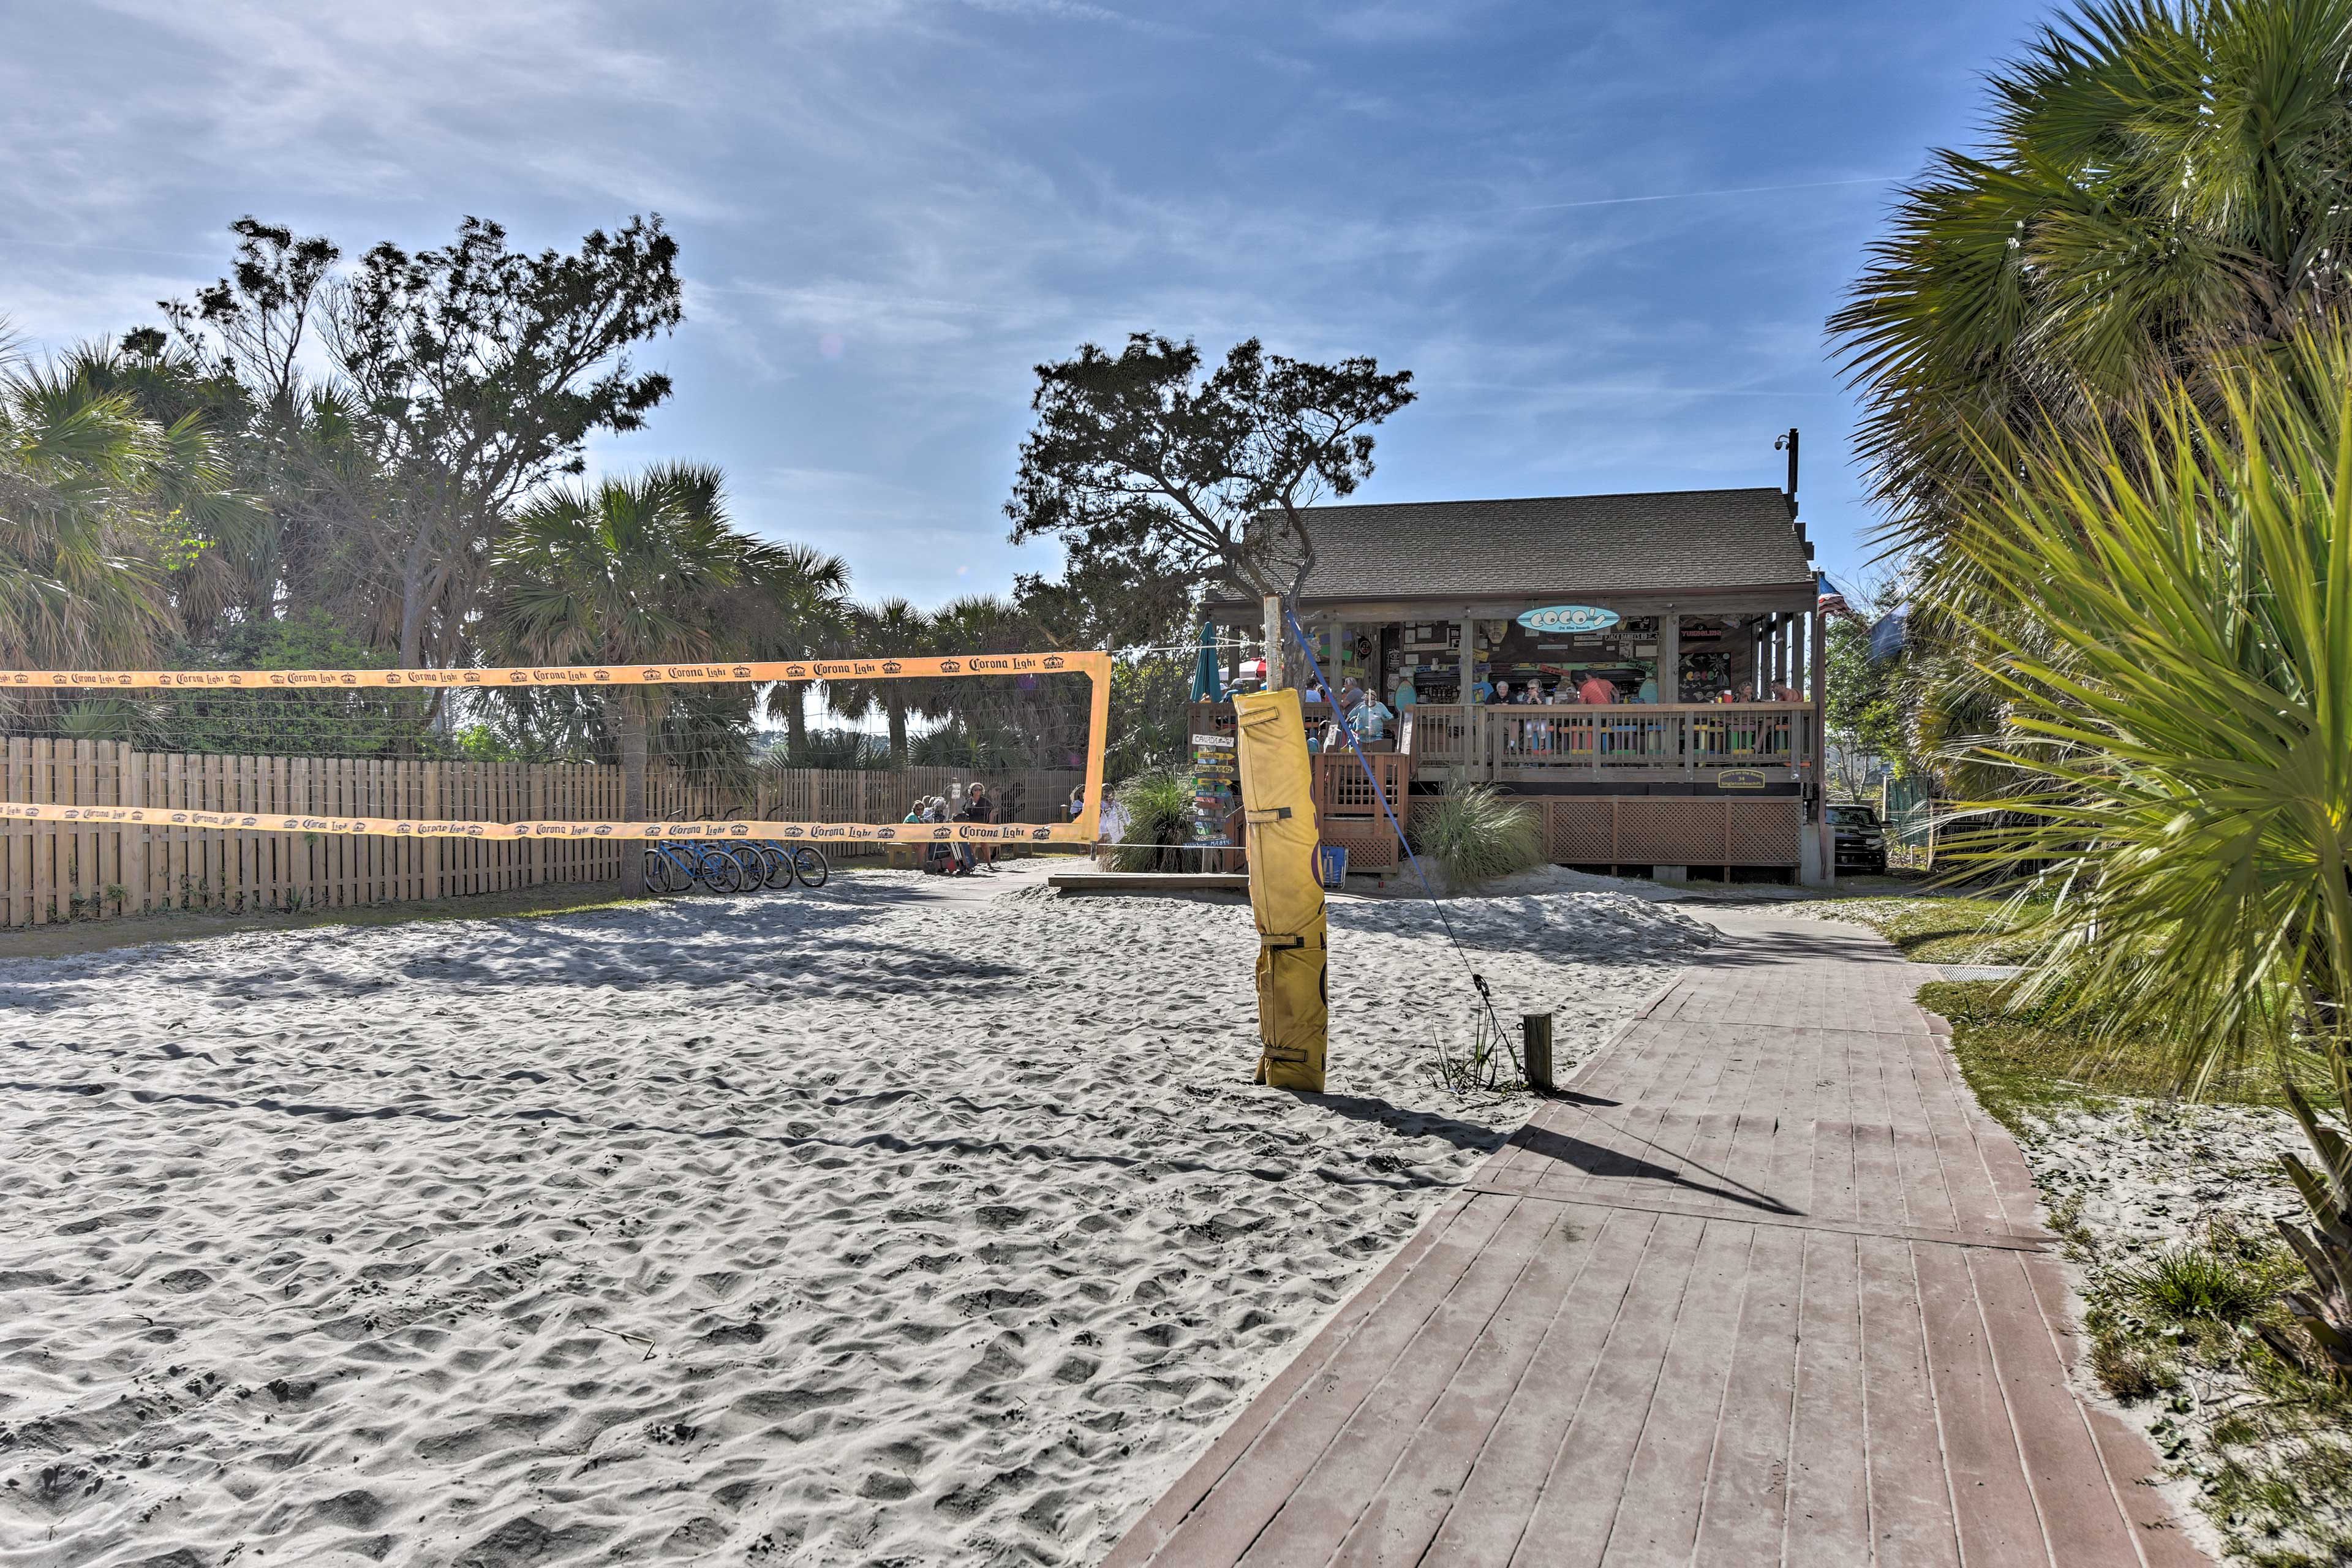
(1515, 605), (1621, 635)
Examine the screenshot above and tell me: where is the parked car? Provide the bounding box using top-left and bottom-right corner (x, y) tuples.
(1828, 802), (1888, 875)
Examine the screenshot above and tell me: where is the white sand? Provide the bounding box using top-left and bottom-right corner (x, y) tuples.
(0, 871), (1709, 1567)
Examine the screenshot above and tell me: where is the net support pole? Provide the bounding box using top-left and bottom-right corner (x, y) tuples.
(1079, 655), (1111, 844)
(1262, 595), (1284, 690)
(1523, 1012), (1555, 1093)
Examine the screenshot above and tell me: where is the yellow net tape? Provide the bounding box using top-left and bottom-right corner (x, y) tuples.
(2, 651), (1113, 844)
(2, 652), (1096, 690)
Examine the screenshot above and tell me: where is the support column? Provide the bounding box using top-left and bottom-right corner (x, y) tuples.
(1459, 615), (1479, 781)
(1808, 607), (1833, 886)
(1659, 611), (1681, 705)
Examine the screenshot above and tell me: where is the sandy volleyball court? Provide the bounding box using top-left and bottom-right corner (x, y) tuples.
(0, 871), (1708, 1567)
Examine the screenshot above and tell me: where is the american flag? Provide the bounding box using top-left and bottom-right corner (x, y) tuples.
(1817, 574), (1851, 617)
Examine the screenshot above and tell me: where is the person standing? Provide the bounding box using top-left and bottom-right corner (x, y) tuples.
(1341, 683), (1392, 742)
(959, 782), (995, 872)
(1577, 669), (1616, 705)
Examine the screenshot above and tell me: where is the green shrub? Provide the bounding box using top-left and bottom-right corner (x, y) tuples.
(1408, 781), (1544, 889)
(1110, 767), (1194, 873)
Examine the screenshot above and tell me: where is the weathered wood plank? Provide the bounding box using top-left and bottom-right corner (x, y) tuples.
(1115, 1194), (1517, 1568)
(1243, 1196), (1563, 1564)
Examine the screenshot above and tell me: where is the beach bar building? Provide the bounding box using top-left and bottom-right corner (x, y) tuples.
(1202, 480), (1834, 883)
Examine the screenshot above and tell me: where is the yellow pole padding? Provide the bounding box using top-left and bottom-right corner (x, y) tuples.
(1234, 687), (1328, 1092)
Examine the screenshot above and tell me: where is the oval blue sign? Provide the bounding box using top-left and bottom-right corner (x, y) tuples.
(1516, 605), (1621, 635)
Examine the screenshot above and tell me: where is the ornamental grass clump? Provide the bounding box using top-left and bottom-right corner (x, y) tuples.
(1408, 780), (1544, 889)
(2117, 1243), (2284, 1329)
(1109, 767), (1193, 873)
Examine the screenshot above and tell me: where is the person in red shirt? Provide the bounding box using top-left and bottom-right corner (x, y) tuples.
(1577, 671), (1616, 705)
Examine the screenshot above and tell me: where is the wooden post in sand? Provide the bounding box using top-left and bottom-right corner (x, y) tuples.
(1522, 1012), (1555, 1093)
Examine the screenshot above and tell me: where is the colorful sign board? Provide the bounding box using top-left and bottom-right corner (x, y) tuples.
(1515, 605), (1621, 635)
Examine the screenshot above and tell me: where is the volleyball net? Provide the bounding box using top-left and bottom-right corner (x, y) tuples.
(0, 652), (1112, 846)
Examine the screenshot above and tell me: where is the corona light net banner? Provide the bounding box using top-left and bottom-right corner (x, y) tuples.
(0, 652), (1110, 845)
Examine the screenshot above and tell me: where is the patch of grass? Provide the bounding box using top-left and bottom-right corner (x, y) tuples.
(1809, 895), (2043, 963)
(1921, 979), (2336, 1134)
(2088, 1336), (2179, 1402)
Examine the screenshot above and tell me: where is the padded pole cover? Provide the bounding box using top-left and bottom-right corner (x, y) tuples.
(1234, 687), (1329, 1091)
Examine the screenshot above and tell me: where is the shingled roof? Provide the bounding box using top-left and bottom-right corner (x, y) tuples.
(1225, 486), (1813, 603)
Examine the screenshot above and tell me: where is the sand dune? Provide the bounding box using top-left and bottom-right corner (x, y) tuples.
(0, 871), (1708, 1567)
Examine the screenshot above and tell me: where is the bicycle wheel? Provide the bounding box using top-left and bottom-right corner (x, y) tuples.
(698, 846), (744, 894)
(788, 845), (829, 888)
(644, 848), (685, 895)
(721, 843), (766, 891)
(756, 844), (796, 891)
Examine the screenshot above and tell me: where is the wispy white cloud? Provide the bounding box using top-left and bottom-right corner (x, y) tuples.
(4, 0), (2045, 603)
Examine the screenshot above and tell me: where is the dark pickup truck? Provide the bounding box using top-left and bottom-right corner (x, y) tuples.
(1829, 802), (1888, 876)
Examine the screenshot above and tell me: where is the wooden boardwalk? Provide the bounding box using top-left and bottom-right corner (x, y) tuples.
(1102, 911), (2210, 1568)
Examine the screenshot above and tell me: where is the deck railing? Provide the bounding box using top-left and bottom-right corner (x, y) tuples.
(1398, 703), (1806, 777)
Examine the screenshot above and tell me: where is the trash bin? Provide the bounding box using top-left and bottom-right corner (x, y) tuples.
(1316, 844), (1349, 889)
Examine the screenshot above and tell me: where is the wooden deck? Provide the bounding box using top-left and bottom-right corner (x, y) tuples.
(1101, 910), (2211, 1568)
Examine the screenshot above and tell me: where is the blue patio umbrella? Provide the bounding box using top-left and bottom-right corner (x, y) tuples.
(1190, 618), (1219, 700)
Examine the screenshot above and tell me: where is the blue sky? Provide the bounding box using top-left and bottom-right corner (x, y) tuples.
(6, 0), (2048, 609)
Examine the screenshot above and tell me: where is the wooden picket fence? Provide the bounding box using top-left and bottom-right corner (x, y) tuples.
(0, 738), (1079, 929)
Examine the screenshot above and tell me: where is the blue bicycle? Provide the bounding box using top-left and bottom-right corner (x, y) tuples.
(643, 838), (760, 894)
(754, 839), (829, 889)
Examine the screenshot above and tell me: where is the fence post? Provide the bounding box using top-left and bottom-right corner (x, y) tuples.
(425, 761), (442, 900)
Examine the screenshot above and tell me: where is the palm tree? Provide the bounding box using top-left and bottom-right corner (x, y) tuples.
(491, 462), (749, 895)
(824, 597), (932, 769)
(733, 540), (849, 763)
(0, 341), (238, 679)
(1833, 0), (2352, 551)
(1945, 328), (2352, 1385)
(1944, 330), (2351, 1074)
(918, 593), (1055, 765)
